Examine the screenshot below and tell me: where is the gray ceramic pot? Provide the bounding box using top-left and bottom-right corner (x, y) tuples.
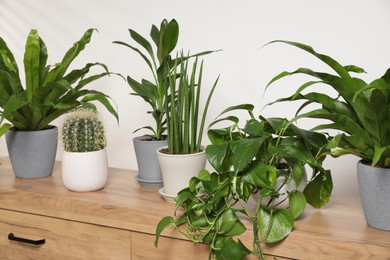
(133, 136), (167, 188)
(357, 160), (390, 231)
(6, 126), (58, 178)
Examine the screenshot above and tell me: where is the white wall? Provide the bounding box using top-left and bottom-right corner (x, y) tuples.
(1, 0), (389, 196)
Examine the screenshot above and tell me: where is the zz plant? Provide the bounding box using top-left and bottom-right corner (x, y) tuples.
(0, 29), (118, 132)
(61, 109), (106, 153)
(266, 41), (390, 167)
(155, 104), (332, 259)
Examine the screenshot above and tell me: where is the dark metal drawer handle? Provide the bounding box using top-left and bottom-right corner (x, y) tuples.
(8, 233), (45, 245)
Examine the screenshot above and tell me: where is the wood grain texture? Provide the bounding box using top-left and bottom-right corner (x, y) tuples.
(131, 231), (292, 260)
(0, 209), (131, 259)
(0, 157), (389, 259)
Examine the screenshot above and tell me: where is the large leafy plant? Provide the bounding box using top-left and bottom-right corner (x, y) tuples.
(266, 41), (390, 167)
(155, 104), (332, 259)
(165, 54), (219, 154)
(114, 19), (214, 140)
(0, 29), (118, 132)
(113, 19), (178, 140)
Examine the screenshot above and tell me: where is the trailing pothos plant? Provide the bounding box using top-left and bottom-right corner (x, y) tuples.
(155, 104), (332, 259)
(114, 19), (215, 140)
(0, 29), (118, 132)
(165, 53), (219, 154)
(266, 41), (390, 167)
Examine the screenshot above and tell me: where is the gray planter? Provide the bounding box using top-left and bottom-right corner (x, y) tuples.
(133, 136), (167, 188)
(357, 160), (390, 231)
(6, 126), (58, 178)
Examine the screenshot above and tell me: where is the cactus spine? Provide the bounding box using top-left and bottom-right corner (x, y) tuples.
(62, 109), (106, 152)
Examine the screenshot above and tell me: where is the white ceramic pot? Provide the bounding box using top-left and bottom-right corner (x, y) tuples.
(157, 146), (206, 200)
(62, 149), (108, 192)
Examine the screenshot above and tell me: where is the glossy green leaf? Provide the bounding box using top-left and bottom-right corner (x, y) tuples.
(58, 28), (95, 79)
(0, 122), (11, 137)
(259, 207), (294, 243)
(38, 37), (48, 85)
(241, 161), (273, 189)
(271, 137), (320, 167)
(214, 238), (251, 260)
(206, 141), (229, 172)
(208, 116), (239, 130)
(243, 119), (267, 136)
(128, 28), (155, 63)
(161, 19), (179, 61)
(217, 103), (254, 118)
(198, 169), (211, 180)
(24, 29), (40, 101)
(175, 188), (193, 211)
(304, 170), (333, 208)
(216, 209), (246, 236)
(154, 216), (175, 247)
(150, 24), (159, 47)
(288, 190), (306, 219)
(230, 137), (264, 173)
(0, 37), (19, 75)
(113, 40), (155, 75)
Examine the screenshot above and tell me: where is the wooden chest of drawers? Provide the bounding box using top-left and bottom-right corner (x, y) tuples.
(0, 158), (389, 259)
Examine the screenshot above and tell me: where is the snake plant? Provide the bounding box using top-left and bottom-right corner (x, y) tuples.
(0, 28), (118, 132)
(165, 53), (219, 154)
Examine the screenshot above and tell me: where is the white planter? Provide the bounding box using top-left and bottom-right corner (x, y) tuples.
(62, 149), (108, 192)
(157, 146), (206, 200)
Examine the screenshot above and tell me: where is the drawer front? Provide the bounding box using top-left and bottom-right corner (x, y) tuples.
(132, 231), (210, 260)
(0, 209), (130, 259)
(131, 231), (293, 260)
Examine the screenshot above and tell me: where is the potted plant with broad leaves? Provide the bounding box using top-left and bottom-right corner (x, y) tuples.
(156, 53), (219, 202)
(61, 109), (108, 192)
(155, 104), (332, 259)
(266, 40), (390, 231)
(114, 19), (215, 188)
(0, 29), (118, 179)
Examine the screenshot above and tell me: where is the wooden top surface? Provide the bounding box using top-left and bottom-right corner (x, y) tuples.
(0, 158), (389, 259)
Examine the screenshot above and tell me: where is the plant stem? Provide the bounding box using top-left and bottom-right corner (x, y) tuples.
(252, 192), (265, 259)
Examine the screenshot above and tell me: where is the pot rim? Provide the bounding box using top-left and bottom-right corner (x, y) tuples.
(8, 125), (58, 132)
(133, 135), (168, 143)
(357, 159), (390, 169)
(156, 145), (205, 158)
(63, 148), (106, 155)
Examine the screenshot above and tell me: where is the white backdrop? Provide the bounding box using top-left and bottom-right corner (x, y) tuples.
(1, 0), (389, 196)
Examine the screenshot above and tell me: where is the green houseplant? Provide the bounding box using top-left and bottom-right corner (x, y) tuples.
(157, 53), (219, 200)
(113, 19), (179, 141)
(266, 40), (390, 230)
(114, 19), (216, 187)
(61, 109), (108, 192)
(113, 19), (178, 188)
(0, 28), (118, 178)
(156, 104), (332, 259)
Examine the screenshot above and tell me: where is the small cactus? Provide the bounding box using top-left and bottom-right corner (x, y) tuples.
(61, 109), (106, 152)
